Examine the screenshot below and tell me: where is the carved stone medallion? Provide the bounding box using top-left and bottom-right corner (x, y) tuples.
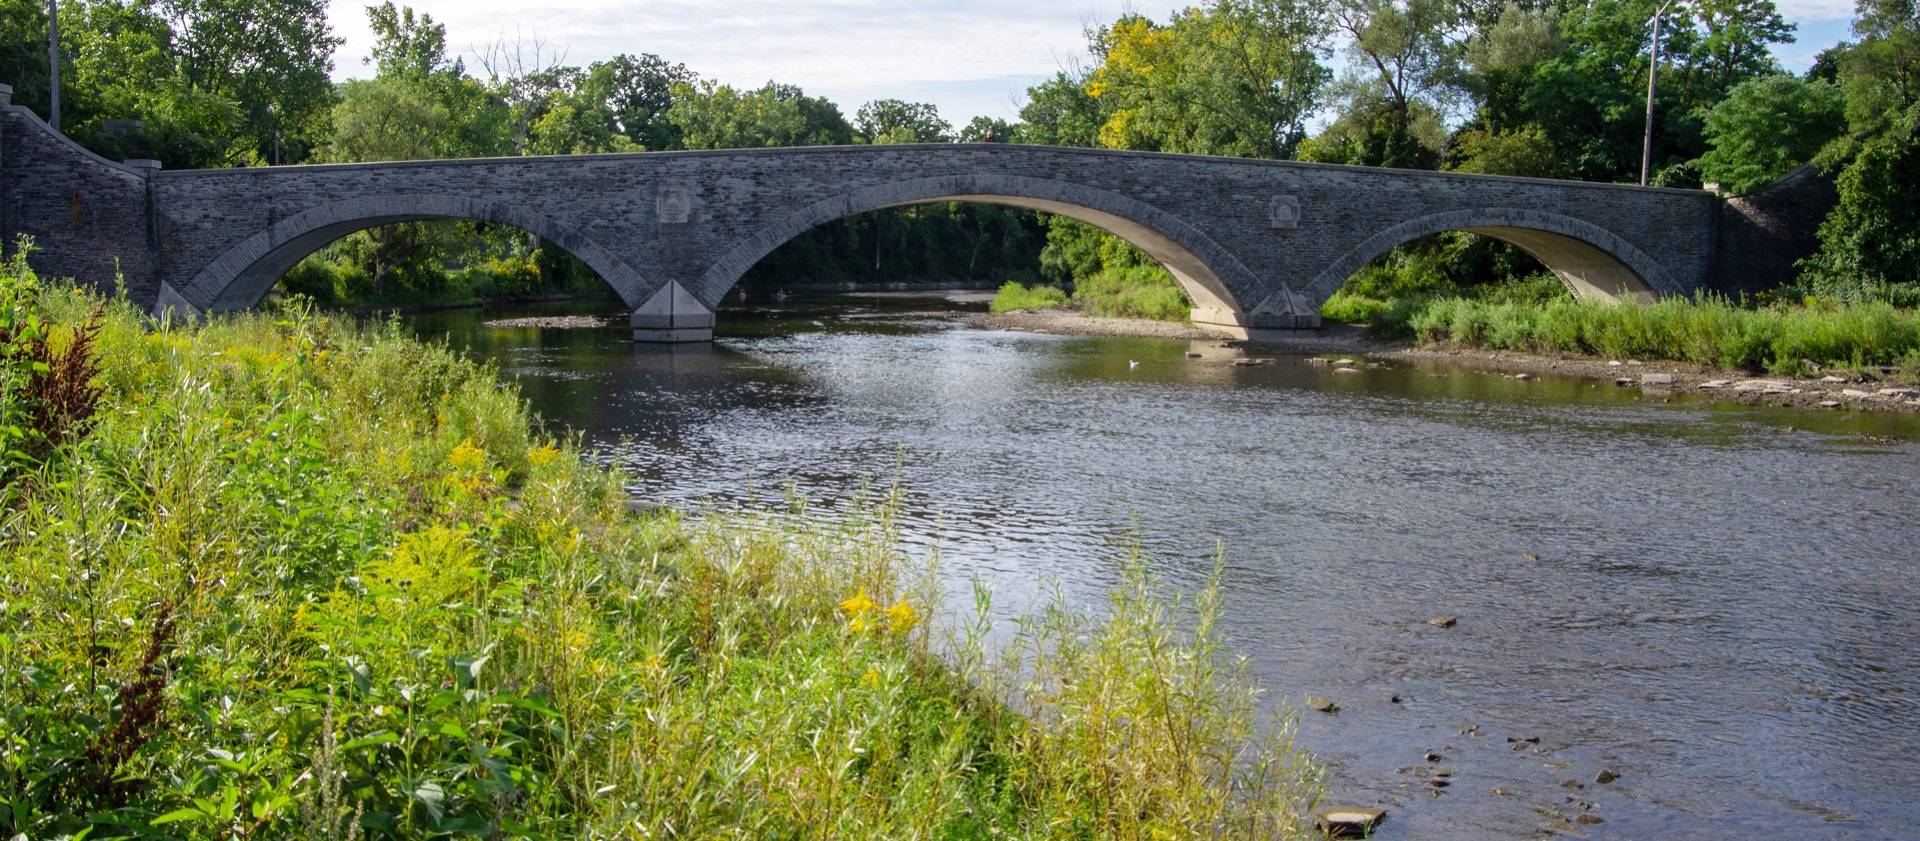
(656, 186), (693, 224)
(1268, 193), (1301, 230)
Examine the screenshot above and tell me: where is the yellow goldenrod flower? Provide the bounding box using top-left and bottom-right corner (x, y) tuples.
(526, 443), (562, 468)
(861, 667), (882, 688)
(447, 439), (487, 473)
(838, 588), (878, 618)
(884, 599), (921, 634)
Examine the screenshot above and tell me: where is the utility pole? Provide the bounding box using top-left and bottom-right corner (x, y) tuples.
(1641, 0), (1678, 187)
(47, 0), (60, 132)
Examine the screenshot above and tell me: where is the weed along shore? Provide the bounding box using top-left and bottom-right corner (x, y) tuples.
(0, 257), (1325, 837)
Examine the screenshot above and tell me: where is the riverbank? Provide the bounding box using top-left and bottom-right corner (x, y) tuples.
(960, 307), (1920, 413)
(0, 264), (1321, 838)
(960, 307), (1236, 340)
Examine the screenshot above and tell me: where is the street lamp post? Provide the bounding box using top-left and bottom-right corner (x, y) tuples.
(1641, 0), (1679, 186)
(47, 0), (60, 132)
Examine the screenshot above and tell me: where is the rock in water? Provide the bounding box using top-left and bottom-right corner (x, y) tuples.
(1313, 806), (1386, 838)
(1428, 616), (1458, 628)
(1594, 769), (1620, 784)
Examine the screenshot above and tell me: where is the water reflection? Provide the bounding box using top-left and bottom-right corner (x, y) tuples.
(407, 294), (1920, 840)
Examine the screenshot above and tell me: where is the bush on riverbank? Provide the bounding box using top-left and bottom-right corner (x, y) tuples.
(1008, 217), (1193, 323)
(1375, 294), (1920, 378)
(0, 249), (1321, 839)
(988, 279), (1071, 312)
(990, 267), (1193, 323)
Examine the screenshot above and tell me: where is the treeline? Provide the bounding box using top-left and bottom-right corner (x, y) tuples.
(4, 1), (1913, 311)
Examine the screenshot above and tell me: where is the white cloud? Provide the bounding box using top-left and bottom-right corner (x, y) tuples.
(1772, 0), (1856, 23)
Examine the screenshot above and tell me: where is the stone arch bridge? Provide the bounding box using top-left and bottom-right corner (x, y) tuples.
(1, 84), (1828, 342)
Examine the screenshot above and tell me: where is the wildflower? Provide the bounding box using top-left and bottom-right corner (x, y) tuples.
(884, 599), (921, 634)
(526, 443), (562, 468)
(447, 439), (487, 473)
(861, 667), (882, 688)
(838, 588), (878, 619)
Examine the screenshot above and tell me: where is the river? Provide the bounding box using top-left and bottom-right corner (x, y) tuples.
(406, 292), (1920, 840)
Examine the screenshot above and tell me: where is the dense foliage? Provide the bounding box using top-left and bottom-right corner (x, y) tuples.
(1794, 0), (1920, 302)
(0, 258), (1323, 838)
(1378, 293), (1920, 376)
(0, 0), (338, 167)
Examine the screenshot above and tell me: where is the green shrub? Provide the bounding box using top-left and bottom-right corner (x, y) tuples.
(989, 280), (1071, 311)
(1072, 265), (1192, 322)
(1318, 288), (1391, 325)
(279, 258), (344, 306)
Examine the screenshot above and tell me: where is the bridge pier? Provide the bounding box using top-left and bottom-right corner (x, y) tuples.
(629, 280), (715, 343)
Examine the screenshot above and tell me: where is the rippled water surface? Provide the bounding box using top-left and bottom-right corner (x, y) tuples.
(409, 294), (1920, 840)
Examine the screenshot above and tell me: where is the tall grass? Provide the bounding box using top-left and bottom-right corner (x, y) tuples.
(1378, 295), (1920, 377)
(988, 280), (1070, 312)
(1, 257), (1320, 838)
(991, 266), (1193, 324)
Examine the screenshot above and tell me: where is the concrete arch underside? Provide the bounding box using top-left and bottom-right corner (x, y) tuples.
(1301, 208), (1670, 308)
(692, 173), (1272, 318)
(167, 195), (645, 315)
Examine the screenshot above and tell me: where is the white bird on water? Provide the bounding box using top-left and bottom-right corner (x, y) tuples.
(1129, 360), (1140, 369)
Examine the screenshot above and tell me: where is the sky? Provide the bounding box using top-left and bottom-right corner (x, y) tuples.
(324, 0), (1865, 128)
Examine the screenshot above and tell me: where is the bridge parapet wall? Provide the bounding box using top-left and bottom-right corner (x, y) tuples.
(0, 98), (157, 303)
(1710, 166), (1837, 297)
(0, 96), (1765, 336)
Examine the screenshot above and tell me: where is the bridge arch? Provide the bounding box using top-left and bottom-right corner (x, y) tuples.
(693, 173), (1268, 316)
(1301, 208), (1671, 308)
(169, 194), (647, 314)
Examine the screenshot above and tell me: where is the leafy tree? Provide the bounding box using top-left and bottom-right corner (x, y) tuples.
(2, 0), (337, 168)
(59, 1), (239, 166)
(366, 0), (456, 81)
(1085, 0), (1332, 158)
(1467, 0), (1796, 184)
(325, 76), (445, 162)
(590, 52), (696, 150)
(1448, 123), (1560, 176)
(1696, 74), (1844, 193)
(472, 31), (572, 154)
(0, 0), (52, 117)
(1018, 71), (1107, 146)
(959, 116), (1018, 142)
(160, 0), (341, 164)
(1308, 0), (1464, 169)
(1798, 0), (1920, 295)
(855, 98), (951, 143)
(667, 80), (853, 149)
